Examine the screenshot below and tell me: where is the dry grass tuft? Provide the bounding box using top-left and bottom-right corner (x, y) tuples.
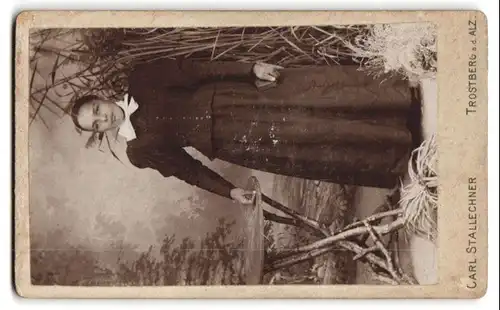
(399, 134), (438, 241)
(334, 23), (437, 83)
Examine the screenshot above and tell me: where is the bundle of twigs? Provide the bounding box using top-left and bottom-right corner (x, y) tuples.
(81, 26), (367, 67)
(399, 134), (438, 241)
(262, 188), (417, 285)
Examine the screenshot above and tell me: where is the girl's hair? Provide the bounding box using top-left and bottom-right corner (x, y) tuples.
(70, 95), (101, 131)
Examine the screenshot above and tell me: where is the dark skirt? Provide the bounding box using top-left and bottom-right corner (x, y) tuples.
(210, 65), (415, 188)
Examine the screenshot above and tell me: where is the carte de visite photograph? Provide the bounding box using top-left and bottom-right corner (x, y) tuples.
(25, 22), (440, 288)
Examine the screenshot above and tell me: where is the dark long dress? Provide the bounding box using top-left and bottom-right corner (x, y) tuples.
(210, 65), (413, 188)
(125, 59), (414, 199)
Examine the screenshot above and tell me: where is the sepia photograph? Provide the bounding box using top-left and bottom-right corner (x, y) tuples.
(26, 22), (439, 287)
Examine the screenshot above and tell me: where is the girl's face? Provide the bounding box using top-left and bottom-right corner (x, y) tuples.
(76, 99), (126, 132)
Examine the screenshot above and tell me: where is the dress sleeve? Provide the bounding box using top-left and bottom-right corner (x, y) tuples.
(128, 58), (256, 90)
(127, 144), (236, 200)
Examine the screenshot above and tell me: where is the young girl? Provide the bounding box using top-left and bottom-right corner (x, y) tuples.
(71, 58), (419, 205)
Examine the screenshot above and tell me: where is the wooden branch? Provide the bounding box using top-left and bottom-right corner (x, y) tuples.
(274, 217), (404, 258)
(265, 238), (390, 276)
(342, 209), (402, 231)
(263, 210), (324, 238)
(264, 229), (418, 285)
(367, 268), (399, 285)
(363, 220), (400, 282)
(389, 223), (403, 274)
(275, 218), (419, 285)
(262, 194), (330, 236)
(336, 240), (388, 272)
(264, 245), (336, 274)
(360, 220), (418, 285)
(263, 210), (301, 226)
(353, 245), (378, 261)
(388, 215), (418, 285)
(343, 189), (400, 244)
(261, 186), (418, 285)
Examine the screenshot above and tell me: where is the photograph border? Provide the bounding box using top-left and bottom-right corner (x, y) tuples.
(14, 10), (488, 299)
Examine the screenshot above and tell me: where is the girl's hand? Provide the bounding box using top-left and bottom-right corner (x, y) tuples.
(253, 62), (283, 82)
(230, 188), (257, 205)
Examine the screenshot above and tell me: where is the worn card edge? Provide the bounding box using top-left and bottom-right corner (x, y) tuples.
(13, 10), (489, 299)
